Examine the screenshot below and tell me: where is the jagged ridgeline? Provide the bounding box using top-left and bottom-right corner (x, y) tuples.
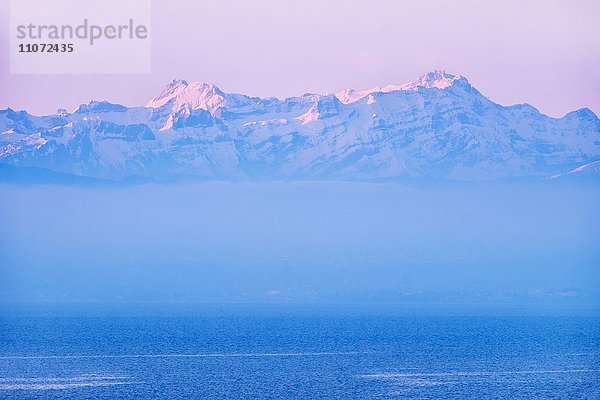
(1, 71), (599, 181)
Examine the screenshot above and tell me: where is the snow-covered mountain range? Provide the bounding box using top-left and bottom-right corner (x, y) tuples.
(1, 71), (598, 181)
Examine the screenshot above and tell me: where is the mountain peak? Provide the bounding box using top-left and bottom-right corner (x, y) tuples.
(75, 101), (128, 114)
(410, 70), (461, 89)
(145, 79), (189, 107)
(336, 70), (467, 104)
(146, 80), (228, 114)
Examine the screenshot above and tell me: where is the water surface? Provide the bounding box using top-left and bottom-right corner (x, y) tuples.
(1, 305), (598, 399)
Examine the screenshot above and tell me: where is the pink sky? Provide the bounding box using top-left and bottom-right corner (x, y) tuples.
(1, 0), (599, 117)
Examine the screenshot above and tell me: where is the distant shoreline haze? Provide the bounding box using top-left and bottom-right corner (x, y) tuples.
(1, 180), (598, 305)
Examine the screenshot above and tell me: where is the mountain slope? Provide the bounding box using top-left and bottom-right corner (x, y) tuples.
(1, 71), (599, 181)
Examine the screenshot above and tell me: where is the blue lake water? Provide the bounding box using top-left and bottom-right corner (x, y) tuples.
(0, 305), (599, 399)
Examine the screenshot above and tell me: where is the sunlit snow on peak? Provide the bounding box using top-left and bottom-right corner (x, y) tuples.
(335, 70), (465, 104)
(146, 80), (228, 112)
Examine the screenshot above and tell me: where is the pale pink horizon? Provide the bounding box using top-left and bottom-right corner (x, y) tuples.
(1, 0), (599, 118)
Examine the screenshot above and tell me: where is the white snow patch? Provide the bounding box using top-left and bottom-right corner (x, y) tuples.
(336, 70), (464, 104)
